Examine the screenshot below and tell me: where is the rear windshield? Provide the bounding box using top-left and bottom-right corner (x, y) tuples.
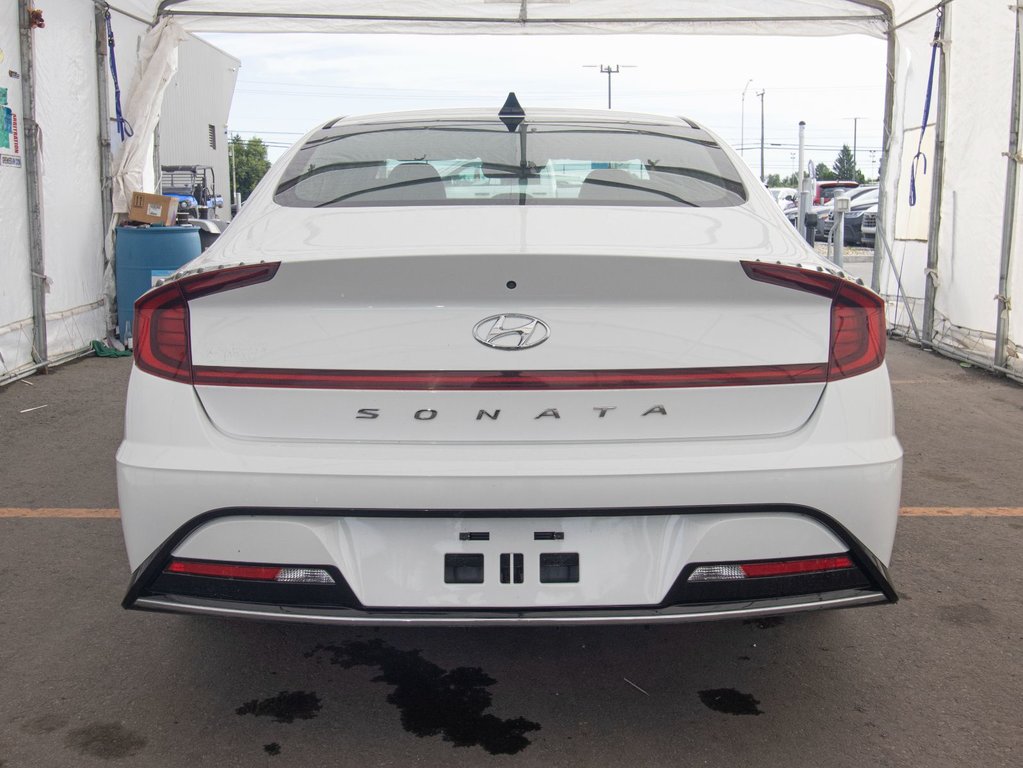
(274, 119), (747, 208)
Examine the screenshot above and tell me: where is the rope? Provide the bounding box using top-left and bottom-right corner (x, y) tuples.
(104, 9), (133, 141)
(910, 7), (943, 206)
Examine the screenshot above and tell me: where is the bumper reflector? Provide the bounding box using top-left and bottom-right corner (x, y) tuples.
(165, 559), (335, 584)
(688, 555), (855, 582)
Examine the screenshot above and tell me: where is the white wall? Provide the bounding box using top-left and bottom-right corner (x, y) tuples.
(33, 0), (107, 359)
(159, 33), (239, 219)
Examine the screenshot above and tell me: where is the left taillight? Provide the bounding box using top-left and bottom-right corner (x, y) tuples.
(133, 263), (279, 384)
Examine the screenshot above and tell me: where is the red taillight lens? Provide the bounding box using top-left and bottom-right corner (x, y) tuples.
(741, 261), (886, 381)
(134, 282), (191, 384)
(166, 560), (283, 580)
(688, 554), (855, 582)
(133, 263), (279, 384)
(739, 555), (854, 578)
(164, 558), (335, 584)
(829, 282), (886, 380)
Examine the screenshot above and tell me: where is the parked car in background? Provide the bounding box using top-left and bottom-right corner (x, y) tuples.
(815, 180), (859, 205)
(118, 104), (900, 627)
(818, 186), (880, 245)
(818, 186), (878, 242)
(786, 201), (829, 236)
(861, 205), (878, 246)
(768, 187), (798, 211)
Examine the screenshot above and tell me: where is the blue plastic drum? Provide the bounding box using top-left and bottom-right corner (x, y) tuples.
(115, 226), (201, 342)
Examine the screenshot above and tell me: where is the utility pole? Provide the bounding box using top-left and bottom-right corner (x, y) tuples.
(740, 78), (753, 157)
(758, 90), (766, 182)
(844, 116), (867, 171)
(583, 64), (635, 109)
(228, 137), (239, 210)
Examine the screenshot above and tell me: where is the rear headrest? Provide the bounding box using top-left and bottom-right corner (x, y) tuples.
(578, 169), (645, 201)
(385, 162), (445, 201)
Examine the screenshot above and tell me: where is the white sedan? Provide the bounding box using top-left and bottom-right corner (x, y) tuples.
(117, 102), (901, 625)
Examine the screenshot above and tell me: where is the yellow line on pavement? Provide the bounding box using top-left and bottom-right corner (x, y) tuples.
(1, 507), (1022, 519)
(899, 507), (1023, 517)
(0, 508), (120, 518)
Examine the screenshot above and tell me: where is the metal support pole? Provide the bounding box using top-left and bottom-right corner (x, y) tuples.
(18, 2), (47, 367)
(834, 198), (846, 268)
(758, 90), (766, 182)
(740, 79), (753, 157)
(94, 3), (116, 333)
(923, 7), (950, 346)
(995, 4), (1022, 368)
(797, 121), (807, 236)
(873, 29), (899, 292)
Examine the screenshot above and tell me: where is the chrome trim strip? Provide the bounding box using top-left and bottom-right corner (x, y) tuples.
(134, 591), (886, 627)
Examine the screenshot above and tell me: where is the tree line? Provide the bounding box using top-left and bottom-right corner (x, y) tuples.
(765, 144), (874, 188)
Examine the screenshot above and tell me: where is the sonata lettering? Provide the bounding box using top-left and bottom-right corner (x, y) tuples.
(356, 406), (668, 421)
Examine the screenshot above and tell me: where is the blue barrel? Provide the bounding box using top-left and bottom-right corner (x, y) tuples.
(115, 226), (201, 342)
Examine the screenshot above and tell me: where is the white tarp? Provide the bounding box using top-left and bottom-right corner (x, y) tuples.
(110, 19), (186, 213)
(0, 0), (108, 381)
(878, 0), (1022, 377)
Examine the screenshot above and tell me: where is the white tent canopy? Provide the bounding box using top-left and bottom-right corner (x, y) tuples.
(4, 0), (1021, 383)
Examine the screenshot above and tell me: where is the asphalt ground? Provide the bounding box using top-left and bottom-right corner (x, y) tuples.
(1, 344), (1021, 767)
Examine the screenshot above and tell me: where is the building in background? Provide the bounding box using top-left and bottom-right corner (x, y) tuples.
(158, 33), (239, 221)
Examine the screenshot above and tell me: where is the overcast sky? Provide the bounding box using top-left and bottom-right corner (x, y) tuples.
(201, 32), (888, 180)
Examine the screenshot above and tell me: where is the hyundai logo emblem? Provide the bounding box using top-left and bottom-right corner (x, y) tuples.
(473, 314), (550, 350)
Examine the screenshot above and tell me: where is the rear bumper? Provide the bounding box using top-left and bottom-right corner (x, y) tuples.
(117, 364), (901, 623)
(132, 589), (889, 627)
(122, 503), (898, 622)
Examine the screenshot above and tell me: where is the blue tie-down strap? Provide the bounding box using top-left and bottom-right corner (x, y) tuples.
(910, 7), (943, 207)
(105, 10), (133, 141)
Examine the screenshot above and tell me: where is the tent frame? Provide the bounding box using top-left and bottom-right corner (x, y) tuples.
(18, 2), (48, 372)
(154, 0), (895, 28)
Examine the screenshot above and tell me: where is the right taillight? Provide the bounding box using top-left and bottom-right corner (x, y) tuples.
(133, 263), (279, 384)
(742, 261), (886, 381)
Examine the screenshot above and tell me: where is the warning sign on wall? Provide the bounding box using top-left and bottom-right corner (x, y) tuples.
(0, 84), (21, 169)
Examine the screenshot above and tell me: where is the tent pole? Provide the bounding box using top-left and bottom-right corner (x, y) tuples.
(18, 2), (48, 368)
(995, 4), (1022, 368)
(872, 25), (897, 293)
(922, 7), (949, 348)
(94, 3), (116, 334)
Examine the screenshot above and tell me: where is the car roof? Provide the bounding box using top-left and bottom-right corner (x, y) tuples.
(323, 107), (705, 132)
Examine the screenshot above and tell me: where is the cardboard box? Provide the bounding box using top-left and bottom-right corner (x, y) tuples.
(128, 192), (177, 226)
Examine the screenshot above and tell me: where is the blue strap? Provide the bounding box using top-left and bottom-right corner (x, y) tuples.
(105, 10), (133, 141)
(910, 7), (943, 207)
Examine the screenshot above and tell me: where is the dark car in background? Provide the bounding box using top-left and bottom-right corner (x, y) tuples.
(819, 186), (879, 245)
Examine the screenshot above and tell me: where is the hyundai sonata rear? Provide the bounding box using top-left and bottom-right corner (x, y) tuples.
(117, 106), (900, 625)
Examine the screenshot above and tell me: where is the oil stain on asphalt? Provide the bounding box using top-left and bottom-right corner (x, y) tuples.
(307, 639), (541, 755)
(236, 691), (322, 723)
(698, 689), (764, 716)
(63, 722), (147, 759)
(263, 742), (282, 756)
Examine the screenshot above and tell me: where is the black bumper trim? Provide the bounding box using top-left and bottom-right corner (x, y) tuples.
(123, 503), (898, 612)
